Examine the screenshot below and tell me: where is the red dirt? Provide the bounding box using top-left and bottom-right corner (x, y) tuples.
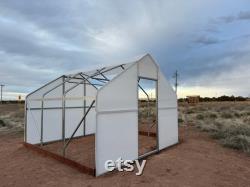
(0, 127), (250, 187)
(32, 134), (157, 170)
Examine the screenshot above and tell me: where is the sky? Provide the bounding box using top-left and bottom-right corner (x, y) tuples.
(0, 0), (250, 99)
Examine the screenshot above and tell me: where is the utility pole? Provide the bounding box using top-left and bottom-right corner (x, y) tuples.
(173, 70), (179, 94)
(0, 84), (4, 103)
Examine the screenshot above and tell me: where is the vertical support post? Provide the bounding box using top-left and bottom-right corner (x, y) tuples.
(62, 76), (66, 146)
(156, 70), (159, 151)
(83, 80), (86, 136)
(24, 101), (27, 142)
(0, 84), (4, 104)
(147, 98), (150, 136)
(40, 97), (44, 146)
(173, 70), (178, 94)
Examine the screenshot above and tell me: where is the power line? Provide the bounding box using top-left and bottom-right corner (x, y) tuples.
(173, 70), (179, 94)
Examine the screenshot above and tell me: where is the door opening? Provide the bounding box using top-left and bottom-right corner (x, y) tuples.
(138, 77), (158, 157)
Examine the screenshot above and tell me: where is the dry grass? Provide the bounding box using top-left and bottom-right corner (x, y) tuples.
(0, 103), (24, 135)
(1, 101), (250, 154)
(179, 101), (250, 154)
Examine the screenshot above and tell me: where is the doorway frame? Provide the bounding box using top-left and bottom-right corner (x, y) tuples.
(137, 76), (159, 159)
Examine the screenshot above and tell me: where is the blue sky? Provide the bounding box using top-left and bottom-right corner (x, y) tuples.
(0, 0), (250, 99)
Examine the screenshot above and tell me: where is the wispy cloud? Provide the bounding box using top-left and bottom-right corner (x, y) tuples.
(0, 1), (249, 98)
(193, 36), (222, 45)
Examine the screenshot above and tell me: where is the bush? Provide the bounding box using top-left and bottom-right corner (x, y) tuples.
(187, 110), (194, 114)
(209, 113), (218, 119)
(0, 119), (6, 127)
(178, 118), (184, 123)
(196, 114), (204, 120)
(200, 124), (218, 133)
(234, 112), (242, 118)
(221, 112), (233, 119)
(210, 123), (250, 140)
(221, 135), (250, 153)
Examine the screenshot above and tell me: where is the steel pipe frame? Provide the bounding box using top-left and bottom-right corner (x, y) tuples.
(40, 72), (98, 146)
(138, 78), (151, 136)
(28, 106), (95, 110)
(40, 73), (84, 145)
(63, 100), (96, 156)
(38, 64), (129, 146)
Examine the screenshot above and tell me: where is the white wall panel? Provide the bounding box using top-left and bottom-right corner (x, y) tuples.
(96, 64), (137, 112)
(158, 71), (177, 108)
(43, 109), (62, 142)
(138, 55), (158, 79)
(95, 112), (138, 176)
(158, 71), (178, 150)
(65, 109), (84, 138)
(26, 110), (41, 144)
(95, 64), (138, 176)
(85, 109), (96, 135)
(65, 83), (84, 107)
(158, 109), (178, 150)
(26, 78), (62, 99)
(86, 84), (97, 106)
(44, 85), (63, 108)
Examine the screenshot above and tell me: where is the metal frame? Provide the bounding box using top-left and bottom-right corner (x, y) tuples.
(63, 100), (95, 156)
(24, 54), (175, 176)
(25, 62), (133, 165)
(137, 76), (159, 158)
(26, 63), (132, 144)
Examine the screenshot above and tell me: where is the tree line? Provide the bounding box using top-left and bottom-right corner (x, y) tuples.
(178, 95), (248, 102)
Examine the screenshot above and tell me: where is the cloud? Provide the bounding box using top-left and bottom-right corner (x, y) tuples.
(0, 1), (249, 98)
(210, 10), (250, 25)
(238, 10), (250, 20)
(193, 36), (222, 45)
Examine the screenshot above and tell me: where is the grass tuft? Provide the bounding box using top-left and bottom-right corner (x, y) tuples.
(196, 114), (204, 120)
(0, 119), (6, 127)
(221, 112), (233, 119)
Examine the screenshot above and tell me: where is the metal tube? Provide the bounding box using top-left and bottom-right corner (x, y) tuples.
(138, 83), (150, 136)
(27, 106), (95, 110)
(63, 100), (95, 156)
(62, 76), (66, 146)
(40, 99), (44, 146)
(83, 80), (86, 136)
(42, 72), (85, 99)
(0, 84), (4, 103)
(79, 73), (98, 90)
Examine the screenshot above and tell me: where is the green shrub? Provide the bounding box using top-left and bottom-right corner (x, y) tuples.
(221, 112), (233, 119)
(196, 114), (204, 120)
(221, 135), (250, 153)
(178, 118), (184, 123)
(211, 124), (250, 140)
(234, 112), (242, 118)
(187, 110), (194, 114)
(0, 119), (6, 127)
(200, 124), (218, 133)
(209, 113), (218, 119)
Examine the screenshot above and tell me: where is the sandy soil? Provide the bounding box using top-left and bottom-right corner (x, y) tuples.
(0, 126), (250, 187)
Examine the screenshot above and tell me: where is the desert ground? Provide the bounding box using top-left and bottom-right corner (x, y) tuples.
(0, 102), (250, 187)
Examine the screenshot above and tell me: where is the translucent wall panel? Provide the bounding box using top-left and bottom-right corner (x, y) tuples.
(65, 81), (84, 107)
(158, 71), (178, 150)
(95, 64), (138, 176)
(65, 108), (83, 138)
(85, 109), (96, 135)
(26, 110), (41, 144)
(158, 108), (178, 149)
(43, 109), (62, 142)
(138, 55), (158, 79)
(27, 77), (63, 108)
